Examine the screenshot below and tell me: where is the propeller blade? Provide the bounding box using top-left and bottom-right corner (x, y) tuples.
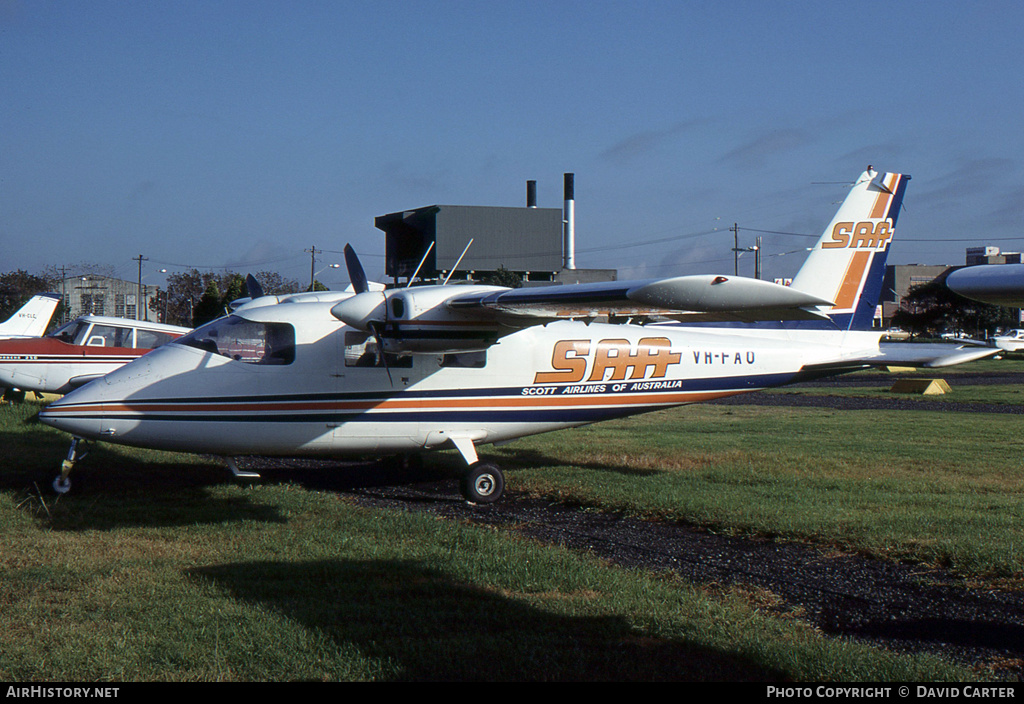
(344, 244), (369, 295)
(369, 321), (393, 386)
(245, 274), (265, 299)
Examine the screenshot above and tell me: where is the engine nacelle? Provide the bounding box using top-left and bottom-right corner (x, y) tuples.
(331, 284), (509, 354)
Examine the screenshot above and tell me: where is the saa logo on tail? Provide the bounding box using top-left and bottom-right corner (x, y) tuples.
(822, 220), (893, 250)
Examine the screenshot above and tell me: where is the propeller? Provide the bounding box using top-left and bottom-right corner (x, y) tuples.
(344, 244), (368, 295)
(336, 244), (392, 384)
(245, 274), (265, 299)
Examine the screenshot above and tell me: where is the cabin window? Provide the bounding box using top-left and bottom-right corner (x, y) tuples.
(344, 332), (412, 368)
(135, 329), (178, 349)
(177, 315), (295, 365)
(440, 351), (487, 368)
(85, 324), (132, 348)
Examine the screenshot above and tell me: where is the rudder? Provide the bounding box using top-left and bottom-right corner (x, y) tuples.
(790, 168), (910, 331)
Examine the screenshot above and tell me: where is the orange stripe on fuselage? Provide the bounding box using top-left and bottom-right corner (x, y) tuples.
(833, 250), (872, 310)
(43, 388), (756, 417)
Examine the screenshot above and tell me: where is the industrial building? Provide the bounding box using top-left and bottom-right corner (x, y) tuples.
(375, 174), (615, 287)
(56, 274), (158, 325)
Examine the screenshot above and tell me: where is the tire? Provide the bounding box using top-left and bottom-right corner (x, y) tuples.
(460, 462), (504, 504)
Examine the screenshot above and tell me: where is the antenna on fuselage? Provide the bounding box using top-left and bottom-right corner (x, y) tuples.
(406, 241), (435, 288)
(443, 238), (474, 285)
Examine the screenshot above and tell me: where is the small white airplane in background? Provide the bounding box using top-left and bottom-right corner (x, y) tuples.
(0, 315), (190, 398)
(0, 293), (60, 339)
(40, 168), (997, 500)
(991, 330), (1024, 352)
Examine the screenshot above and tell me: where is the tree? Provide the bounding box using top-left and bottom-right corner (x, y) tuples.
(154, 269), (302, 327)
(221, 274), (247, 307)
(192, 280), (223, 327)
(251, 271), (301, 295)
(0, 270), (56, 323)
(482, 266), (523, 289)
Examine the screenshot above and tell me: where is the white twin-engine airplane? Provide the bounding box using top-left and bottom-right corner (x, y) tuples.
(0, 292), (60, 340)
(40, 169), (995, 501)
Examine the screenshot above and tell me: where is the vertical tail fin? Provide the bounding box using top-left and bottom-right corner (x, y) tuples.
(0, 293), (61, 338)
(790, 168), (910, 331)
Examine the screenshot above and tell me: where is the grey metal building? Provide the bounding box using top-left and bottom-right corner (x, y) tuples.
(376, 174), (615, 287)
(58, 274), (158, 324)
(377, 204), (565, 284)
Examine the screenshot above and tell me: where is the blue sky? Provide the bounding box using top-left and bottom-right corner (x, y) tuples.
(3, 0), (1023, 289)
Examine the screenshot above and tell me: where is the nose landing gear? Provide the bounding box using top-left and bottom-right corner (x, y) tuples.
(53, 437), (87, 494)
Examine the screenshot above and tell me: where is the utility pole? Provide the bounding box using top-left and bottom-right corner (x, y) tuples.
(305, 245), (321, 292)
(732, 223), (739, 276)
(133, 254), (148, 320)
(58, 265), (67, 324)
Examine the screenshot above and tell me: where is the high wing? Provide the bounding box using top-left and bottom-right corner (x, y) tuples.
(946, 264), (1024, 307)
(331, 167), (984, 373)
(446, 274), (833, 323)
(330, 257), (834, 354)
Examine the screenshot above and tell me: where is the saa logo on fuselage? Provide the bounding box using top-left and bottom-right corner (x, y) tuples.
(822, 220), (893, 250)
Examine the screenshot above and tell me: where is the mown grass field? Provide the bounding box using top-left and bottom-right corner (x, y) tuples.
(1, 362), (1022, 681)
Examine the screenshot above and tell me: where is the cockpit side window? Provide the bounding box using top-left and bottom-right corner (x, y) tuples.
(86, 325), (132, 348)
(49, 321), (89, 345)
(177, 316), (295, 365)
(344, 331), (412, 368)
(135, 329), (177, 349)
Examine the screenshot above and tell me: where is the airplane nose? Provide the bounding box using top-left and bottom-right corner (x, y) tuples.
(38, 388), (107, 440)
(37, 362), (131, 442)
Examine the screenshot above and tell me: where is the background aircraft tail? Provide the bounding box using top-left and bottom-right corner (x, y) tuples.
(790, 168), (910, 331)
(0, 292), (61, 338)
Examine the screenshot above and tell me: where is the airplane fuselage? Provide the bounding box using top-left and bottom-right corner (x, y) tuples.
(38, 301), (868, 458)
(0, 337), (150, 394)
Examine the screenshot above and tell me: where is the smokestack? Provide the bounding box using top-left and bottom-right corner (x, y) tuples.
(563, 172), (575, 270)
(526, 180), (537, 208)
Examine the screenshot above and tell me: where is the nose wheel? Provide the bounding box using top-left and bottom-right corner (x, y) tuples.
(53, 437), (87, 494)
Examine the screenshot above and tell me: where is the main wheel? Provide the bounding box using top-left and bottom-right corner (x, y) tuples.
(460, 462), (504, 504)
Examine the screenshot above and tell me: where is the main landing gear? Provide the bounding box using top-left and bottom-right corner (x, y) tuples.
(448, 434), (505, 504)
(461, 462), (505, 504)
(53, 437), (87, 494)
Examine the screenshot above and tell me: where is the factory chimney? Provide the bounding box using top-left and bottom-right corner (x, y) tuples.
(563, 173), (575, 270)
(526, 180), (537, 208)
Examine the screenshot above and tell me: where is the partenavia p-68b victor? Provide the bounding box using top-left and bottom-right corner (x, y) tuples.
(40, 168), (995, 500)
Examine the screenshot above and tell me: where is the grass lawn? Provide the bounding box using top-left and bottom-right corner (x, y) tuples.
(1, 394), (1011, 681)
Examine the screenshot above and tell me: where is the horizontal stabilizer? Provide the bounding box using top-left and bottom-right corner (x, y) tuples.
(872, 343), (1000, 368)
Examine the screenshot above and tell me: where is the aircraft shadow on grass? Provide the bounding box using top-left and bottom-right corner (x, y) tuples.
(188, 557), (786, 681)
(851, 618), (1024, 655)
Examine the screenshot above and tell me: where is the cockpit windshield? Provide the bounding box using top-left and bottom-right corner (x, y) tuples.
(49, 320), (90, 345)
(176, 315), (295, 365)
